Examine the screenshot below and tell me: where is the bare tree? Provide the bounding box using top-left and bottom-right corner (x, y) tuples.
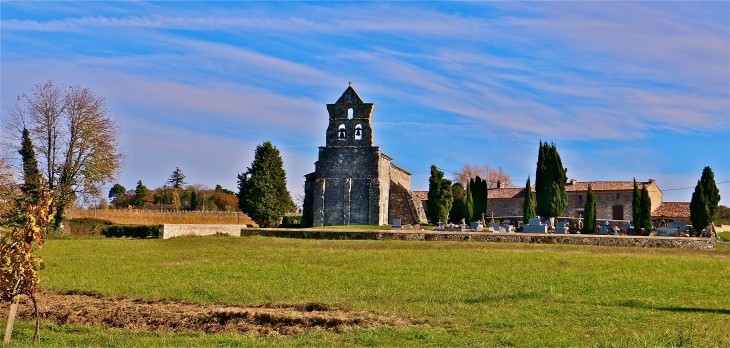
(4, 80), (125, 225)
(455, 163), (512, 189)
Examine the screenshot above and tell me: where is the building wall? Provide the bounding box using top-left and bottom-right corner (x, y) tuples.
(388, 182), (428, 225)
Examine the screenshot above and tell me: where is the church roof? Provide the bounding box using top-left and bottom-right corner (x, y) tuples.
(335, 85), (364, 104)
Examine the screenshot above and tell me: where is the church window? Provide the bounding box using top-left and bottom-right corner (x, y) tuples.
(347, 108), (353, 119)
(355, 124), (363, 140)
(338, 124), (346, 139)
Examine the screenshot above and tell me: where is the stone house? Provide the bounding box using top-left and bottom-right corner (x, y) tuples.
(301, 85), (427, 227)
(485, 179), (663, 222)
(651, 202), (691, 223)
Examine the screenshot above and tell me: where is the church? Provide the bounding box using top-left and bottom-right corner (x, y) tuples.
(301, 85), (427, 227)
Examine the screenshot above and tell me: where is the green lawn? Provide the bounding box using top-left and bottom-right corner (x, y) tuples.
(4, 236), (730, 347)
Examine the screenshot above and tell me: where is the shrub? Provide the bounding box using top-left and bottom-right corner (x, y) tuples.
(67, 218), (114, 236)
(101, 225), (159, 238)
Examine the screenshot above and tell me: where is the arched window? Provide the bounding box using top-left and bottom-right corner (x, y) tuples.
(354, 124), (363, 140)
(347, 108), (353, 119)
(338, 124), (346, 139)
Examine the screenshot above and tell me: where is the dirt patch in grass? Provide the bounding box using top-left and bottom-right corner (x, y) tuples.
(1, 290), (416, 336)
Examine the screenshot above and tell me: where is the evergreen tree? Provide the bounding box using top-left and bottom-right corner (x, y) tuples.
(583, 184), (596, 234)
(535, 141), (547, 216)
(167, 167), (188, 188)
(449, 183), (466, 224)
(470, 176), (488, 222)
(690, 180), (711, 234)
(465, 181), (474, 223)
(237, 141), (295, 227)
(632, 179), (641, 227)
(522, 176), (536, 225)
(189, 191), (198, 210)
(639, 186), (652, 234)
(700, 166), (720, 219)
(18, 129), (42, 205)
(427, 165), (453, 223)
(133, 180), (149, 207)
(536, 142), (568, 220)
(108, 183), (126, 203)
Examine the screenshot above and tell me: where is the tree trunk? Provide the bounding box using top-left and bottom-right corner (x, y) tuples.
(3, 299), (18, 344)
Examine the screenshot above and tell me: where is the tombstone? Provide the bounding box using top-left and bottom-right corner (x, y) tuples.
(503, 219), (511, 225)
(555, 221), (569, 234)
(501, 224), (512, 232)
(492, 223), (501, 232)
(470, 221), (483, 231)
(667, 222), (687, 232)
(523, 217), (547, 233)
(392, 219), (402, 230)
(657, 227), (679, 237)
(404, 224), (413, 230)
(598, 226), (608, 235)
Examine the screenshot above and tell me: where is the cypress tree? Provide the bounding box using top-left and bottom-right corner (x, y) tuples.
(18, 129), (43, 205)
(583, 184), (596, 234)
(237, 141), (295, 227)
(427, 165), (453, 223)
(537, 142), (568, 220)
(689, 180), (711, 235)
(522, 176), (535, 225)
(700, 166), (720, 219)
(640, 186), (652, 234)
(535, 141), (547, 216)
(632, 179), (641, 227)
(449, 183), (466, 224)
(471, 176), (488, 222)
(465, 181), (474, 223)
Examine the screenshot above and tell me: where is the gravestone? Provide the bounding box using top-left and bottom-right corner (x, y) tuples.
(667, 222), (687, 232)
(470, 221), (483, 231)
(657, 227), (679, 237)
(555, 221), (569, 234)
(523, 217), (547, 233)
(598, 226), (608, 235)
(392, 219), (402, 230)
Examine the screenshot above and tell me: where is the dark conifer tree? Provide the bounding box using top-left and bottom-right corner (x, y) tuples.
(522, 176), (536, 225)
(449, 183), (466, 224)
(700, 166), (720, 219)
(583, 184), (596, 234)
(465, 181), (474, 223)
(427, 165), (454, 223)
(237, 141), (295, 227)
(470, 176), (488, 222)
(167, 167), (188, 188)
(189, 191), (198, 211)
(18, 129), (42, 205)
(690, 180), (711, 235)
(535, 141), (547, 216)
(134, 180), (149, 207)
(632, 179), (641, 227)
(639, 186), (652, 234)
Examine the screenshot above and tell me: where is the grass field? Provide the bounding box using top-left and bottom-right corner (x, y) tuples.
(3, 236), (730, 347)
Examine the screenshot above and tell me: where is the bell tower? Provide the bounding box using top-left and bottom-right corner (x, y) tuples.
(325, 84), (375, 147)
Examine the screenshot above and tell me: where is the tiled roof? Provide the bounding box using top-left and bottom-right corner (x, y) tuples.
(565, 181), (653, 192)
(651, 202), (690, 218)
(487, 180), (657, 199)
(487, 188), (532, 199)
(413, 191), (429, 200)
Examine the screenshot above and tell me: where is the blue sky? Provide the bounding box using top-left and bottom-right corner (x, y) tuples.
(2, 1), (729, 205)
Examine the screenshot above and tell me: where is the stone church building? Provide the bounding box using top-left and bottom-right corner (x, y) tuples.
(301, 85), (427, 227)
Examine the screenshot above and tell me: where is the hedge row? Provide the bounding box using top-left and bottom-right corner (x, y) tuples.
(101, 225), (159, 238)
(67, 218), (114, 236)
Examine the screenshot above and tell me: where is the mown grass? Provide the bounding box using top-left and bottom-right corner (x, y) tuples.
(718, 231), (730, 242)
(4, 236), (730, 346)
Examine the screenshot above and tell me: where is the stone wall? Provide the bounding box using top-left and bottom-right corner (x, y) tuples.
(242, 228), (715, 250)
(159, 224), (247, 239)
(388, 182), (428, 225)
(389, 163), (411, 188)
(487, 198), (524, 218)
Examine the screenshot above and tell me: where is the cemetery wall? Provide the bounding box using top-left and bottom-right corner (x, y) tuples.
(242, 229), (714, 250)
(486, 198), (523, 218)
(159, 224), (247, 239)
